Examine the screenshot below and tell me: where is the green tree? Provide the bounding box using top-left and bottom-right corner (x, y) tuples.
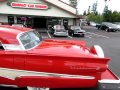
(103, 10), (112, 22)
(103, 10), (120, 22)
(87, 12), (102, 23)
(87, 10), (120, 23)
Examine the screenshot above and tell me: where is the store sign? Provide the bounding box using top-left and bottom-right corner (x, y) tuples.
(9, 2), (49, 10)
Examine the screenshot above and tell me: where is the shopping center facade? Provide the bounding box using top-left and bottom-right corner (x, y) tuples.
(0, 0), (80, 29)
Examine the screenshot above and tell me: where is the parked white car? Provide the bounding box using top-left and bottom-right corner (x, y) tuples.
(90, 22), (96, 27)
(51, 25), (68, 36)
(12, 24), (24, 27)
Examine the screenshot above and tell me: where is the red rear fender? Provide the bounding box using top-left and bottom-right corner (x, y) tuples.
(16, 75), (97, 88)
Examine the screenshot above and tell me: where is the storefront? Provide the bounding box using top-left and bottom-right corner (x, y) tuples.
(0, 0), (80, 29)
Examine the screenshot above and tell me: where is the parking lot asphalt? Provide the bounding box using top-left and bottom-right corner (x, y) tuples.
(1, 26), (120, 90)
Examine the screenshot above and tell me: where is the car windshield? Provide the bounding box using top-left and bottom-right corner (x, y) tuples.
(19, 30), (41, 50)
(71, 26), (81, 30)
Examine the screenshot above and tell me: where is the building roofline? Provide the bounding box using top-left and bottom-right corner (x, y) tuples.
(43, 0), (80, 18)
(58, 0), (77, 9)
(0, 0), (80, 18)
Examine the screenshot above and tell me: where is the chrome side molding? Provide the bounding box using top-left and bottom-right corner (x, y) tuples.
(27, 87), (49, 90)
(98, 79), (120, 90)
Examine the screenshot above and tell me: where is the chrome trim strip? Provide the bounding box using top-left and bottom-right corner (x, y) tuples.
(98, 68), (120, 83)
(98, 79), (120, 84)
(27, 87), (49, 90)
(17, 29), (42, 51)
(0, 84), (18, 88)
(0, 67), (95, 80)
(16, 32), (26, 50)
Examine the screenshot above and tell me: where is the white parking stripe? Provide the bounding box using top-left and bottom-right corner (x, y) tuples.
(67, 35), (72, 38)
(47, 31), (51, 38)
(86, 32), (109, 38)
(85, 35), (92, 38)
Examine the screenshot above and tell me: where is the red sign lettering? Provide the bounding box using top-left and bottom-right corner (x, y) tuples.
(35, 5), (48, 9)
(28, 4), (34, 8)
(11, 2), (27, 7)
(10, 2), (49, 9)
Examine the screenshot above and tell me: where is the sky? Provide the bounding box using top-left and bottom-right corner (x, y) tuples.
(63, 0), (120, 14)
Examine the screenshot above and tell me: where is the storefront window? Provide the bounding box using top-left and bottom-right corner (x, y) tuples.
(17, 16), (24, 24)
(16, 16), (33, 28)
(47, 18), (59, 29)
(63, 19), (68, 29)
(8, 16), (14, 25)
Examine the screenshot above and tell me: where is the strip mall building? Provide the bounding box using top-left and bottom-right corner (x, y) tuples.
(0, 0), (80, 29)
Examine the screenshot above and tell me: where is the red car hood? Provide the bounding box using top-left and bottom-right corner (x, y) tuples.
(27, 39), (104, 58)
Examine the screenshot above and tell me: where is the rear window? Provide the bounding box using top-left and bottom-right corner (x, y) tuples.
(54, 25), (64, 29)
(71, 26), (81, 30)
(55, 29), (66, 32)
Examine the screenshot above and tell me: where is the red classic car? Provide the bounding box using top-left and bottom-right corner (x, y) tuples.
(0, 25), (119, 90)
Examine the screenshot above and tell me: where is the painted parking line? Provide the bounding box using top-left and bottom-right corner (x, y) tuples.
(47, 31), (51, 38)
(86, 32), (109, 38)
(85, 35), (92, 38)
(67, 35), (72, 38)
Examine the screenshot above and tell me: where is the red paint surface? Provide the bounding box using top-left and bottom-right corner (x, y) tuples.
(0, 76), (16, 85)
(101, 69), (118, 80)
(0, 25), (118, 88)
(16, 76), (97, 88)
(0, 25), (31, 44)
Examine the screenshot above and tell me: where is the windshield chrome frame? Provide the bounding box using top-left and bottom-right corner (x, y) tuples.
(17, 29), (41, 51)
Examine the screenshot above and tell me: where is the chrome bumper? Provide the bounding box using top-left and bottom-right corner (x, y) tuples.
(98, 80), (120, 89)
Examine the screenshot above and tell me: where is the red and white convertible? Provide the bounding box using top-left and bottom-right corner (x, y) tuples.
(0, 25), (119, 90)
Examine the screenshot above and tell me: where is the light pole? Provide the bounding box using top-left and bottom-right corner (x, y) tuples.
(100, 0), (108, 29)
(91, 1), (98, 14)
(105, 0), (107, 6)
(104, 0), (108, 13)
(103, 0), (110, 20)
